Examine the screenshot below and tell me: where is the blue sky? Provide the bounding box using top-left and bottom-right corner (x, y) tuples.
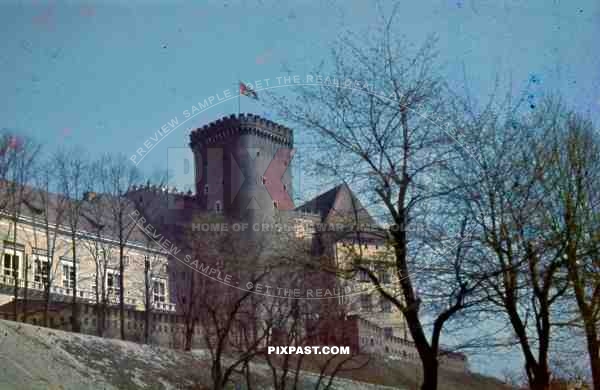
(1, 0), (599, 379)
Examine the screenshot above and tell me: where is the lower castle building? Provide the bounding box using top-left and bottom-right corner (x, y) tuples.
(0, 113), (467, 371)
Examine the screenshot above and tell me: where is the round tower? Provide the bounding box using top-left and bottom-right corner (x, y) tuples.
(189, 113), (294, 225)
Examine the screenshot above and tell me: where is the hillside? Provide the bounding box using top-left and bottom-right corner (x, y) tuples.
(0, 319), (512, 389)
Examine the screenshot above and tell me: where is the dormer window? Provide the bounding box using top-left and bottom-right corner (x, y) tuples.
(273, 201), (278, 209)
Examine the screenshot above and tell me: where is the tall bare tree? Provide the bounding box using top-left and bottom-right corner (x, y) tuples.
(97, 153), (141, 339)
(1, 133), (40, 322)
(31, 160), (67, 327)
(535, 98), (600, 389)
(80, 177), (117, 337)
(266, 8), (484, 388)
(55, 147), (90, 333)
(445, 92), (592, 390)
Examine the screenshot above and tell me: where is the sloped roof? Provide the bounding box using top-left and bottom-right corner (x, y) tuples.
(295, 184), (384, 241)
(296, 183), (377, 225)
(0, 181), (154, 245)
(295, 185), (341, 220)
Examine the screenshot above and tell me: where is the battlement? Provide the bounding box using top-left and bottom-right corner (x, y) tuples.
(127, 184), (196, 198)
(189, 113), (293, 148)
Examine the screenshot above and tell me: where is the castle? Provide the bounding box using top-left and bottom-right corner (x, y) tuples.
(0, 113), (466, 371)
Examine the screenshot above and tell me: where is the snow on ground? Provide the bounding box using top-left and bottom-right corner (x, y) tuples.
(0, 320), (407, 389)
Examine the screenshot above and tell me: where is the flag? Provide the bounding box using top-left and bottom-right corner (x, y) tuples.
(239, 82), (258, 100)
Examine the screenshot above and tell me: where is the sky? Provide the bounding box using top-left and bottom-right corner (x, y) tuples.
(1, 0), (599, 379)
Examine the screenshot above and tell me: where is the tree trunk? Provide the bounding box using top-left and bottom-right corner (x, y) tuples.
(184, 318), (194, 351)
(12, 220), (19, 322)
(144, 256), (150, 344)
(526, 362), (550, 390)
(43, 253), (51, 327)
(144, 309), (150, 344)
(212, 362), (224, 390)
(22, 253), (28, 323)
(420, 355), (439, 390)
(583, 320), (600, 390)
(119, 245), (125, 340)
(71, 235), (80, 333)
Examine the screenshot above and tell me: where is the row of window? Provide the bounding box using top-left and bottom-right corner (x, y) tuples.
(203, 180), (288, 212)
(357, 295), (393, 312)
(358, 269), (391, 283)
(2, 250), (167, 304)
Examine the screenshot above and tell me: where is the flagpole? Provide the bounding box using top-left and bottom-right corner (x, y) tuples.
(236, 80), (241, 117)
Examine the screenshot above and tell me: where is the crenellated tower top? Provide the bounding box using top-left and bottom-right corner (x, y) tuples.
(189, 113), (293, 150)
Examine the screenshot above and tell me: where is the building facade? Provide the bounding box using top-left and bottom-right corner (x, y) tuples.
(0, 113), (466, 371)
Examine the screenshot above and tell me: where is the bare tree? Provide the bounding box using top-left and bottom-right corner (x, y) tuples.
(96, 153), (141, 340)
(446, 92), (580, 390)
(128, 176), (170, 345)
(1, 133), (40, 322)
(263, 293), (370, 390)
(30, 160), (67, 327)
(55, 147), (90, 333)
(139, 236), (167, 344)
(80, 177), (118, 337)
(266, 7), (484, 388)
(184, 215), (277, 390)
(534, 98), (600, 390)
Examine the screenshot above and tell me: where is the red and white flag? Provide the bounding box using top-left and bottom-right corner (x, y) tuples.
(239, 82), (258, 100)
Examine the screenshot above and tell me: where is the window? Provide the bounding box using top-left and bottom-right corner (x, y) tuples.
(62, 264), (75, 288)
(123, 256), (130, 266)
(3, 250), (22, 278)
(283, 184), (287, 191)
(358, 269), (369, 282)
(204, 184), (209, 194)
(153, 279), (166, 303)
(360, 294), (371, 312)
(384, 327), (393, 338)
(32, 249), (49, 284)
(107, 270), (120, 295)
(273, 201), (278, 209)
(261, 176), (266, 185)
(215, 201), (221, 213)
(379, 269), (390, 284)
(381, 299), (392, 313)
